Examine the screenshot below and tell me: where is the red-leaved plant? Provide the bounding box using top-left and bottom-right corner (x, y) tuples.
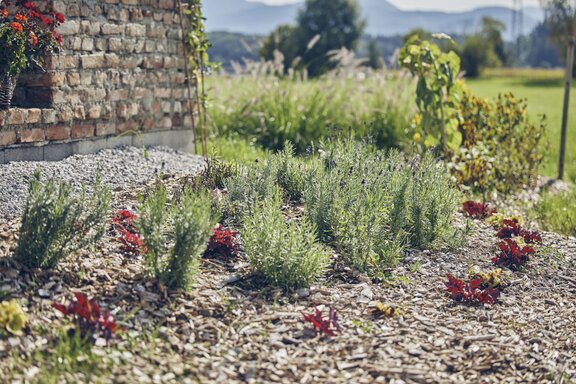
(203, 224), (241, 259)
(445, 274), (500, 305)
(52, 292), (118, 341)
(496, 219), (542, 244)
(112, 210), (145, 256)
(462, 201), (496, 219)
(302, 307), (341, 336)
(492, 238), (535, 271)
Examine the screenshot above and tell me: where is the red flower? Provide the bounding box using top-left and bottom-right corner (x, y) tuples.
(15, 13), (28, 23)
(10, 22), (23, 32)
(0, 9), (8, 18)
(55, 12), (65, 23)
(52, 30), (63, 45)
(29, 31), (38, 46)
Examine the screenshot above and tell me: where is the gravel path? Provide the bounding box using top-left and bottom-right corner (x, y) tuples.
(0, 146), (205, 220)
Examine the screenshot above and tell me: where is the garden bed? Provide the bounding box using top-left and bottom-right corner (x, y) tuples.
(0, 147), (575, 383)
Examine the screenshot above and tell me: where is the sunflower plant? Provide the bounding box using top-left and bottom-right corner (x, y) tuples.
(0, 1), (65, 76)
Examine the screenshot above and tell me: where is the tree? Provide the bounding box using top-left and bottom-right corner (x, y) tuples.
(260, 25), (299, 72)
(479, 16), (508, 65)
(295, 0), (366, 77)
(461, 35), (499, 77)
(366, 39), (383, 69)
(460, 17), (507, 77)
(523, 23), (562, 68)
(541, 0), (576, 179)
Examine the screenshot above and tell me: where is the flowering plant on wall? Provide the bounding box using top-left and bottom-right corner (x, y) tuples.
(0, 0), (65, 107)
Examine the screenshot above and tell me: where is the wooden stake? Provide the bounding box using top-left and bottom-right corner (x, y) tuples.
(558, 37), (575, 180)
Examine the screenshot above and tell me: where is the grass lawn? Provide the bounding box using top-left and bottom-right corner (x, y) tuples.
(468, 68), (576, 181)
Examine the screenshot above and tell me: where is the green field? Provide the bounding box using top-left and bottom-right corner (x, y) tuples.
(468, 69), (576, 181)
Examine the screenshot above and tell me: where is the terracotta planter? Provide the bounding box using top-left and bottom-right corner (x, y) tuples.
(0, 70), (18, 110)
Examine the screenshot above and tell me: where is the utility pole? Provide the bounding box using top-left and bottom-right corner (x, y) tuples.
(512, 0), (523, 65)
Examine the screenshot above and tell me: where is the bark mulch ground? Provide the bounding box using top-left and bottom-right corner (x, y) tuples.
(0, 174), (574, 384)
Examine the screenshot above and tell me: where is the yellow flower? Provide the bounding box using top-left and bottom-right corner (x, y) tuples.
(0, 300), (27, 334)
(413, 133), (422, 142)
(470, 268), (503, 288)
(371, 301), (400, 318)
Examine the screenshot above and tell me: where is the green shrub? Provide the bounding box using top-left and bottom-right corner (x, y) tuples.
(406, 156), (461, 249)
(270, 142), (313, 203)
(532, 188), (576, 237)
(451, 92), (545, 195)
(242, 195), (331, 289)
(400, 38), (545, 195)
(15, 171), (111, 269)
(303, 140), (461, 274)
(223, 162), (279, 222)
(138, 183), (218, 290)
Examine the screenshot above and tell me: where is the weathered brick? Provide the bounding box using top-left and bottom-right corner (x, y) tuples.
(87, 104), (103, 119)
(46, 126), (71, 141)
(20, 128), (45, 143)
(7, 109), (26, 125)
(158, 116), (172, 129)
(96, 122), (115, 136)
(159, 0), (175, 10)
(126, 24), (146, 37)
(57, 20), (81, 35)
(0, 131), (17, 146)
(101, 23), (125, 35)
(81, 20), (101, 34)
(81, 54), (105, 69)
(71, 124), (95, 139)
(67, 72), (81, 86)
(42, 109), (57, 124)
(108, 37), (123, 51)
(81, 38), (94, 51)
(27, 109), (42, 124)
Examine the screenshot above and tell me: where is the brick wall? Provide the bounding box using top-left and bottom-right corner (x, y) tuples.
(0, 0), (195, 163)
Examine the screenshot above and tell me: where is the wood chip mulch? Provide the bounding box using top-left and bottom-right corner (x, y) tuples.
(0, 175), (575, 384)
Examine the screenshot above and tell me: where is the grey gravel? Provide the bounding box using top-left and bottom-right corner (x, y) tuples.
(0, 146), (205, 220)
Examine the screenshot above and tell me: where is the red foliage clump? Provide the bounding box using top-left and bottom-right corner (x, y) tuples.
(492, 238), (535, 271)
(445, 274), (501, 305)
(463, 201), (496, 219)
(302, 307), (341, 336)
(112, 210), (145, 256)
(52, 292), (118, 340)
(204, 225), (240, 259)
(496, 219), (543, 244)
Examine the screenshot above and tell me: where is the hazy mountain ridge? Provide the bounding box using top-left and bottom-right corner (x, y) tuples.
(204, 0), (544, 39)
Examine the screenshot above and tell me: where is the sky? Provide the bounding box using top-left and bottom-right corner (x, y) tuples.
(248, 0), (541, 12)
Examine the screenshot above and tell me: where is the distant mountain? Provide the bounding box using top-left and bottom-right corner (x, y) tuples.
(204, 0), (544, 39)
